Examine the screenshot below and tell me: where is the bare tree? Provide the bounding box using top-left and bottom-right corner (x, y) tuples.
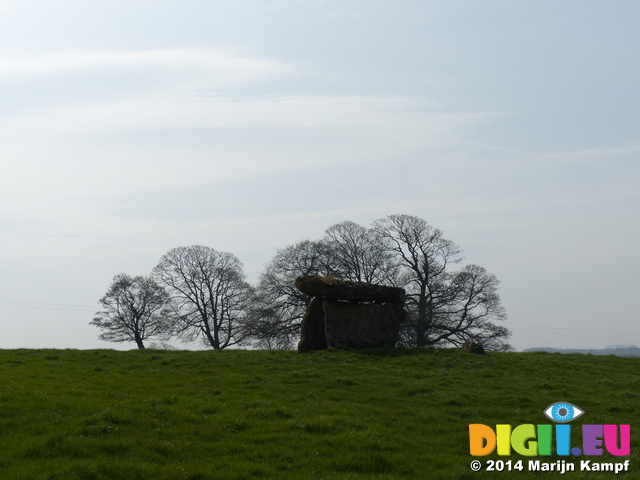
(245, 215), (510, 351)
(427, 264), (511, 351)
(153, 246), (253, 349)
(246, 224), (400, 349)
(373, 214), (462, 347)
(244, 240), (329, 349)
(373, 214), (511, 350)
(243, 304), (297, 350)
(91, 273), (173, 349)
(323, 220), (400, 285)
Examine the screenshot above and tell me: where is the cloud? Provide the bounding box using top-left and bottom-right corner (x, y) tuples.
(0, 94), (490, 203)
(0, 49), (488, 195)
(0, 47), (291, 84)
(0, 48), (495, 233)
(6, 91), (481, 131)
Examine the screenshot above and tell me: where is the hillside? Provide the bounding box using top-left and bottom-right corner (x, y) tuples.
(524, 346), (640, 357)
(0, 348), (637, 479)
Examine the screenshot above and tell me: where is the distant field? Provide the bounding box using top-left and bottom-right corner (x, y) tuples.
(0, 348), (637, 479)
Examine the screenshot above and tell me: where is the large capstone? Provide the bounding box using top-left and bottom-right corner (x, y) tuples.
(295, 276), (405, 304)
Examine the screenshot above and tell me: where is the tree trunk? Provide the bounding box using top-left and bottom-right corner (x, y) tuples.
(203, 321), (219, 349)
(416, 283), (430, 347)
(134, 334), (145, 349)
(416, 297), (427, 347)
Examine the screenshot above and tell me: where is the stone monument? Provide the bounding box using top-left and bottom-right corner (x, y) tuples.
(295, 276), (406, 352)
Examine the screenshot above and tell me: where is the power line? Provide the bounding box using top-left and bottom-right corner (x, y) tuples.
(508, 325), (639, 343)
(505, 321), (640, 337)
(0, 301), (96, 312)
(0, 300), (97, 308)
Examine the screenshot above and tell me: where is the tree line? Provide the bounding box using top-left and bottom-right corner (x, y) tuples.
(91, 214), (512, 351)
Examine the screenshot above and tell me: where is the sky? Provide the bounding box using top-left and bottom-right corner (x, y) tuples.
(0, 0), (638, 351)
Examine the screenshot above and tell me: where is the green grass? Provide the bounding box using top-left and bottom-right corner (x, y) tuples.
(0, 348), (637, 479)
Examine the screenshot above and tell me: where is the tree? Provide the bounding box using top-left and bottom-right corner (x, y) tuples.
(438, 264), (510, 350)
(91, 273), (173, 349)
(152, 245), (253, 349)
(244, 215), (511, 351)
(373, 214), (511, 350)
(323, 220), (400, 285)
(245, 224), (401, 349)
(245, 240), (329, 349)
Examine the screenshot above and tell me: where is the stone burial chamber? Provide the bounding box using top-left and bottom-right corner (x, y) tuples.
(295, 276), (407, 352)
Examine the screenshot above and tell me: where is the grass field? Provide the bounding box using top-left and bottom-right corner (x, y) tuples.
(0, 348), (637, 479)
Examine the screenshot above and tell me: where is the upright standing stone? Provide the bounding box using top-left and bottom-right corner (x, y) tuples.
(297, 298), (328, 353)
(322, 299), (405, 349)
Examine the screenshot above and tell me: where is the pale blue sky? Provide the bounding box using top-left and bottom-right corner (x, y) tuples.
(1, 1), (638, 350)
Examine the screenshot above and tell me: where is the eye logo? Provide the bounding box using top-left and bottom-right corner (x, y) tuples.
(543, 402), (584, 423)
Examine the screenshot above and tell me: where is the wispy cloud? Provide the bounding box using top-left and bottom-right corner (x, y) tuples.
(6, 93), (485, 132)
(0, 94), (490, 201)
(0, 48), (291, 83)
(1, 47), (495, 230)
